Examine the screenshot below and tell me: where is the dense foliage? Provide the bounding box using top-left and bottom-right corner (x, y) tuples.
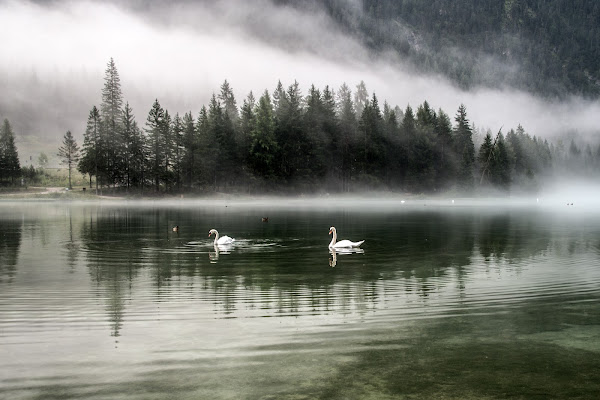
(71, 59), (597, 195)
(283, 0), (600, 98)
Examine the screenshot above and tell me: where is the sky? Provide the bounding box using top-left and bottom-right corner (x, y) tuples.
(1, 0), (599, 163)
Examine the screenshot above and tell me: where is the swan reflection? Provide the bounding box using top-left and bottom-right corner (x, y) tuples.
(209, 243), (234, 263)
(329, 247), (364, 267)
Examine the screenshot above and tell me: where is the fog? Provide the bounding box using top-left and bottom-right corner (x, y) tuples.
(1, 0), (600, 163)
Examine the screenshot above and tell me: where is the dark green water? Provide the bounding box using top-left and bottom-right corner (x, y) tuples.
(1, 199), (599, 399)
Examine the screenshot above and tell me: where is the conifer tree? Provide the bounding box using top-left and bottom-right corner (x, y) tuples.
(171, 113), (184, 191)
(434, 108), (454, 189)
(276, 81), (304, 180)
(478, 132), (494, 185)
(145, 99), (166, 191)
(336, 83), (357, 190)
(218, 80), (239, 122)
(57, 130), (80, 189)
(354, 81), (369, 117)
(197, 106), (217, 187)
(249, 90), (278, 178)
(162, 110), (173, 190)
(238, 92), (256, 160)
(0, 119), (20, 184)
(181, 112), (197, 189)
(79, 106), (101, 191)
(121, 103), (134, 189)
(100, 58), (124, 186)
(453, 104), (475, 190)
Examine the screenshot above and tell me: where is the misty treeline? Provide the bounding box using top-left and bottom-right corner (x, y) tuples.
(66, 59), (597, 195)
(296, 0), (600, 98)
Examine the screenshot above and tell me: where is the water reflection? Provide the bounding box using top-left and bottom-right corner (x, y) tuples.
(0, 219), (22, 284)
(0, 203), (598, 332)
(2, 202), (600, 400)
(329, 247), (364, 267)
(209, 243), (235, 262)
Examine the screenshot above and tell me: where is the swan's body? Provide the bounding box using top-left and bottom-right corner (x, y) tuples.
(328, 226), (364, 249)
(208, 229), (235, 245)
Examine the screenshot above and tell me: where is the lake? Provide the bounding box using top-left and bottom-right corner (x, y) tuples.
(1, 198), (599, 399)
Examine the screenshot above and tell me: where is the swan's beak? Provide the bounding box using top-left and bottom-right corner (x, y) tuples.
(329, 229), (332, 234)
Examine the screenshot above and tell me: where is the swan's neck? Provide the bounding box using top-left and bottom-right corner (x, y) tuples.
(329, 230), (337, 247)
(213, 231), (220, 244)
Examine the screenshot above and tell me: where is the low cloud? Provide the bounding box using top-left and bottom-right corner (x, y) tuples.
(1, 0), (599, 161)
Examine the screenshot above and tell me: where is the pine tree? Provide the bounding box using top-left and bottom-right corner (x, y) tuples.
(145, 99), (166, 191)
(181, 112), (197, 189)
(492, 133), (510, 189)
(218, 80), (239, 122)
(121, 102), (135, 190)
(79, 106), (101, 191)
(478, 132), (494, 185)
(453, 104), (475, 190)
(434, 108), (454, 189)
(171, 113), (184, 191)
(322, 85), (340, 186)
(336, 83), (357, 190)
(238, 91), (256, 161)
(354, 80), (369, 117)
(304, 84), (326, 179)
(249, 90), (278, 178)
(0, 119), (20, 184)
(197, 106), (216, 187)
(57, 130), (80, 189)
(100, 58), (124, 186)
(276, 81), (304, 180)
(205, 95), (224, 189)
(162, 110), (173, 191)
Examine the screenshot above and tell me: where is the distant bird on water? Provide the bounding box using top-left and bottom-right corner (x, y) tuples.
(172, 226), (179, 232)
(262, 217), (269, 222)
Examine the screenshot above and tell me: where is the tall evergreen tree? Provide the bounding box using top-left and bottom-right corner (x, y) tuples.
(276, 81), (305, 180)
(434, 108), (455, 189)
(171, 113), (184, 191)
(79, 106), (101, 191)
(145, 99), (166, 191)
(478, 131), (494, 185)
(100, 57), (124, 186)
(57, 130), (80, 190)
(238, 91), (256, 159)
(354, 80), (369, 117)
(453, 104), (475, 190)
(218, 80), (239, 122)
(162, 110), (173, 190)
(129, 118), (146, 190)
(197, 106), (217, 187)
(249, 90), (278, 179)
(0, 119), (20, 184)
(181, 112), (197, 189)
(336, 83), (357, 190)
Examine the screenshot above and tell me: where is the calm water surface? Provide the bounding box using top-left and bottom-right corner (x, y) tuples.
(1, 199), (599, 399)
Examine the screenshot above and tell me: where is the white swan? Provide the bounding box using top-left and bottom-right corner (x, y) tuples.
(208, 229), (235, 245)
(329, 226), (364, 249)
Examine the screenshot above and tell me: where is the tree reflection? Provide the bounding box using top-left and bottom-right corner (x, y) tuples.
(0, 219), (22, 284)
(76, 205), (557, 332)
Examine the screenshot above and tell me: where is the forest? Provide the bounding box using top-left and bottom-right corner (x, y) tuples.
(3, 58), (592, 196)
(283, 0), (600, 98)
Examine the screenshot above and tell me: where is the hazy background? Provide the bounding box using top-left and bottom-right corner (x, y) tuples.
(1, 0), (599, 165)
